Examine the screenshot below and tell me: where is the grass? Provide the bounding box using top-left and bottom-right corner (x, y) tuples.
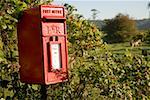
(107, 42), (150, 56)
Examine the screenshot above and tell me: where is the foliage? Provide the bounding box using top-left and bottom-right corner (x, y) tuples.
(64, 4), (103, 62)
(48, 38), (150, 99)
(0, 1), (150, 100)
(46, 4), (150, 100)
(103, 13), (138, 43)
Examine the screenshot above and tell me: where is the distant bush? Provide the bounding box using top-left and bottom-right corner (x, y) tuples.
(103, 13), (138, 43)
(131, 30), (147, 42)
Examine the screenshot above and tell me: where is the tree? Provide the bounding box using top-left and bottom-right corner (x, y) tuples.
(148, 2), (150, 19)
(103, 13), (138, 43)
(91, 9), (100, 20)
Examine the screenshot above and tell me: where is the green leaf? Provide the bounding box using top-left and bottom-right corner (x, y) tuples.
(32, 85), (38, 90)
(1, 23), (7, 29)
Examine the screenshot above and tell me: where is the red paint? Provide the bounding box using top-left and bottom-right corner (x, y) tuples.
(17, 5), (68, 85)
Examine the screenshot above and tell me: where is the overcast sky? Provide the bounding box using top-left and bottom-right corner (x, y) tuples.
(53, 0), (149, 20)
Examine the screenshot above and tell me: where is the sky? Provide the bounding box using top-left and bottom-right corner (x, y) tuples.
(52, 0), (150, 20)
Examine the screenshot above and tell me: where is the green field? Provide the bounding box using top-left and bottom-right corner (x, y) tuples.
(107, 42), (150, 60)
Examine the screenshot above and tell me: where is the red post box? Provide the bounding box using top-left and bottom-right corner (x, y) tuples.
(17, 5), (68, 84)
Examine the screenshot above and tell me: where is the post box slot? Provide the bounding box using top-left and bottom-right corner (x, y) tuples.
(42, 18), (65, 22)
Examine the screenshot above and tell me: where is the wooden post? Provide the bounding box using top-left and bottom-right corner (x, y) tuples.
(40, 85), (47, 100)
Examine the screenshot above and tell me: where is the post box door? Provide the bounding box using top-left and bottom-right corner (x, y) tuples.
(42, 35), (68, 83)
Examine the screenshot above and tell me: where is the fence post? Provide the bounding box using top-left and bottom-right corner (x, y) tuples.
(40, 85), (47, 100)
